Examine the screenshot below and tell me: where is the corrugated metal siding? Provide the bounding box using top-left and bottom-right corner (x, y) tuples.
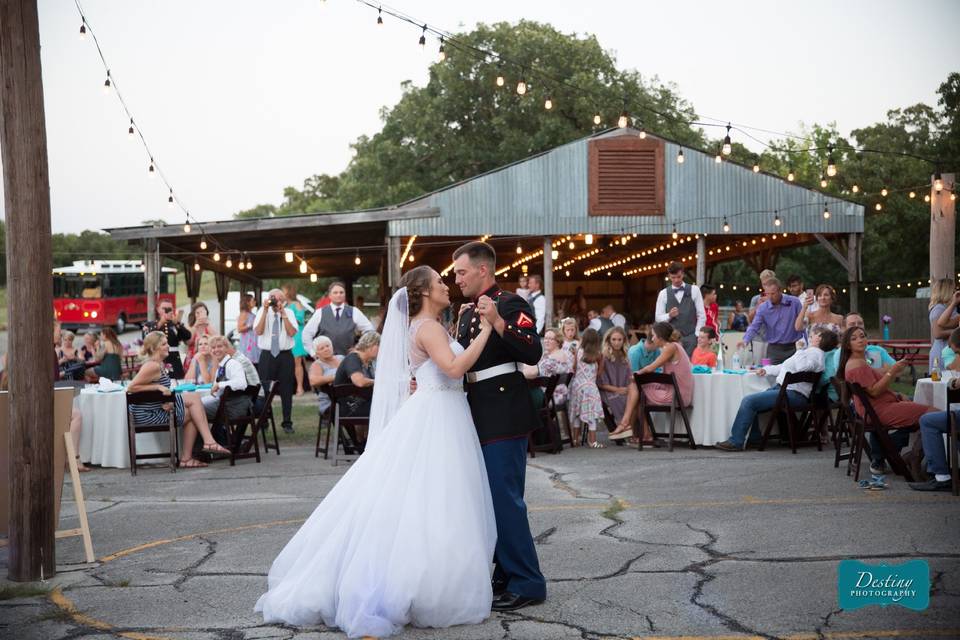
(388, 131), (864, 237)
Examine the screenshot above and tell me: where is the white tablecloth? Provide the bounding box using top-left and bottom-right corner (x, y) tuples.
(913, 374), (959, 412)
(77, 387), (209, 468)
(650, 371), (775, 446)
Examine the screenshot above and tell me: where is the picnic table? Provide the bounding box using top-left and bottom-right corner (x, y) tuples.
(869, 339), (929, 384)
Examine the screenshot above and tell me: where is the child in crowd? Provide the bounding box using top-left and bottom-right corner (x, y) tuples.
(701, 284), (719, 334)
(942, 327), (960, 371)
(628, 332), (661, 372)
(691, 327), (719, 368)
(568, 328), (605, 449)
(560, 316), (581, 355)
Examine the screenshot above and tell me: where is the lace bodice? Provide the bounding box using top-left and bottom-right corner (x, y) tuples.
(409, 319), (464, 392)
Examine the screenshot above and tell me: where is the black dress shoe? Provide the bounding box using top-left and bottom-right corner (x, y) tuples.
(491, 592), (544, 612)
(492, 577), (508, 597)
(908, 478), (952, 492)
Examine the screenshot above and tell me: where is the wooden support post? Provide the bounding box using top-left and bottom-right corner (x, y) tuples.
(144, 237), (159, 314)
(386, 237), (401, 293)
(542, 237), (554, 329)
(214, 271), (230, 335)
(930, 173), (956, 282)
(1, 0), (56, 581)
(696, 236), (706, 286)
(847, 233), (860, 313)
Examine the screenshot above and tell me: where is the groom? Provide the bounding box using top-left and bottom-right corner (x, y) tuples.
(452, 241), (547, 612)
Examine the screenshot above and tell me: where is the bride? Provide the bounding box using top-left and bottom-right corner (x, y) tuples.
(255, 265), (498, 638)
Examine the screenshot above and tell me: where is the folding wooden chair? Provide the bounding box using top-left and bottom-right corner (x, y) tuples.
(526, 375), (562, 457)
(632, 372), (696, 451)
(847, 381), (918, 481)
(758, 371), (823, 454)
(329, 384), (373, 466)
(946, 386), (960, 496)
(314, 384), (335, 458)
(125, 390), (179, 475)
(210, 384), (262, 466)
(257, 380), (281, 455)
(553, 373), (574, 447)
(831, 377), (855, 471)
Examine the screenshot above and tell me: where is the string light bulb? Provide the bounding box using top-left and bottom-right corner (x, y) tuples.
(852, 185), (860, 193)
(568, 240), (575, 250)
(79, 22), (86, 40)
(182, 220), (191, 233)
(753, 159), (760, 173)
(617, 110), (629, 129)
(377, 7), (383, 25)
(408, 254), (415, 263)
(787, 167), (795, 182)
(495, 65), (505, 87)
(715, 150), (722, 164)
(168, 191), (175, 208)
(128, 119), (135, 139)
(354, 251), (361, 266)
(193, 260), (200, 272)
(148, 160), (155, 177)
(551, 249), (559, 260)
(880, 187), (888, 197)
(875, 202), (882, 211)
(593, 113), (602, 125)
(934, 170), (943, 192)
(722, 218), (730, 233)
(418, 25), (426, 47)
(585, 234), (594, 245)
(246, 258), (252, 270)
(199, 238), (207, 250)
(638, 124), (646, 139)
(516, 76), (527, 95)
(774, 211), (782, 227)
(225, 256), (233, 269)
(826, 146), (837, 177)
(823, 205), (831, 219)
(909, 191), (916, 198)
(516, 243), (522, 254)
(924, 194), (931, 203)
(103, 71), (111, 93)
(437, 38), (445, 62)
(284, 251), (294, 263)
(721, 124), (732, 156)
(677, 148), (685, 164)
(238, 259), (245, 270)
(544, 95), (553, 110)
(671, 226), (678, 240)
(213, 252), (220, 262)
(310, 273), (318, 283)
(819, 174), (828, 188)
(299, 259), (308, 274)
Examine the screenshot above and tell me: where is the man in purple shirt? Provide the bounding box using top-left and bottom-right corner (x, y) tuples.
(737, 278), (804, 364)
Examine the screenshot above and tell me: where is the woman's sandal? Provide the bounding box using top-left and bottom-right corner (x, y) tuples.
(202, 442), (230, 456)
(179, 458), (208, 468)
(590, 441), (606, 449)
(609, 425), (633, 440)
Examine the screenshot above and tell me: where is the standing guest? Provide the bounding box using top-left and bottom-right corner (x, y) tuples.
(700, 285), (720, 334)
(822, 312), (895, 401)
(627, 333), (661, 372)
(795, 284), (844, 338)
(515, 275), (531, 301)
(283, 284), (309, 396)
(737, 278), (804, 365)
(84, 328), (123, 382)
(560, 317), (581, 356)
(237, 293), (260, 364)
(255, 288), (299, 433)
(522, 328), (573, 407)
(655, 261), (706, 356)
(185, 302), (217, 370)
(142, 300), (192, 378)
(603, 305), (627, 329)
(308, 336), (344, 421)
(333, 331), (379, 419)
(931, 283), (960, 372)
(839, 327), (934, 475)
(610, 322), (693, 444)
(187, 335), (217, 384)
(302, 281), (375, 357)
(568, 328), (604, 448)
(728, 300), (749, 332)
(567, 286), (588, 329)
(909, 376), (960, 491)
(715, 327), (838, 451)
(526, 275), (546, 334)
(597, 327), (632, 428)
(691, 327), (719, 368)
(587, 309), (614, 338)
(747, 269), (777, 363)
(201, 336), (253, 422)
(80, 331), (99, 362)
(127, 331), (229, 468)
(785, 274), (805, 299)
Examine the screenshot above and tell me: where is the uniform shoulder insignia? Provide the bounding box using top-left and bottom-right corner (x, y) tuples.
(516, 312), (535, 329)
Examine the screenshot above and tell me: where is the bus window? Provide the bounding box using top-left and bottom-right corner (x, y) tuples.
(81, 277), (102, 299)
(159, 274), (169, 294)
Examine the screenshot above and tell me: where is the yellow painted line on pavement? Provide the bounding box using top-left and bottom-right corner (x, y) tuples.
(529, 493), (950, 513)
(637, 631), (960, 640)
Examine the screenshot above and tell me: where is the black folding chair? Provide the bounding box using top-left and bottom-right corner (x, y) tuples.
(210, 384), (261, 466)
(758, 372), (824, 454)
(314, 384), (335, 458)
(631, 372), (696, 451)
(946, 386), (960, 496)
(125, 390), (178, 475)
(526, 375), (562, 456)
(329, 384), (373, 466)
(847, 381), (918, 481)
(257, 380), (281, 455)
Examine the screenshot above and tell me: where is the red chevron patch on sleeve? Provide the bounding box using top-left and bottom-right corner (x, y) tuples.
(516, 312), (535, 329)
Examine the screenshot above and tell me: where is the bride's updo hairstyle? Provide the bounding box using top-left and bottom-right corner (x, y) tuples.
(399, 265), (435, 317)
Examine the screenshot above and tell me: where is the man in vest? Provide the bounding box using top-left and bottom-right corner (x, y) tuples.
(655, 261), (706, 356)
(527, 274), (546, 334)
(302, 281), (375, 356)
(587, 309), (615, 338)
(202, 336), (253, 422)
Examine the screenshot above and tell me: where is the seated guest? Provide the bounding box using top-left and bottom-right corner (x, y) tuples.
(333, 331), (379, 418)
(223, 337), (260, 387)
(627, 332), (661, 372)
(909, 376), (960, 491)
(597, 327), (631, 426)
(715, 327), (839, 451)
(127, 331), (228, 468)
(691, 327), (718, 368)
(85, 328), (123, 382)
(839, 327), (934, 475)
(200, 336), (253, 422)
(308, 336), (344, 420)
(822, 312), (895, 401)
(523, 328), (573, 404)
(609, 322), (694, 445)
(559, 317), (581, 356)
(187, 335), (217, 384)
(940, 327), (960, 371)
(57, 330), (85, 379)
(728, 299), (749, 332)
(80, 331), (100, 362)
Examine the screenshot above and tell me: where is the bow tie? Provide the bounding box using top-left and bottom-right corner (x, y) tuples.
(673, 288), (684, 293)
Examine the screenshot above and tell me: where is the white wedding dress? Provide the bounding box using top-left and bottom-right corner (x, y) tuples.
(255, 316), (497, 638)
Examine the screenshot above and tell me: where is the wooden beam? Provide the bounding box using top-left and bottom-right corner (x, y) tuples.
(695, 236), (706, 285)
(813, 233), (850, 272)
(848, 233), (860, 313)
(929, 173), (956, 281)
(1, 0), (56, 581)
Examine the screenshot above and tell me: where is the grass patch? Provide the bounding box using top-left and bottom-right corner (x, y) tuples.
(0, 584), (50, 600)
(601, 498), (626, 522)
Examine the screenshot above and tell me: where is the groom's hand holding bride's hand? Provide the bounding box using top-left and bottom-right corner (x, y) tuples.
(477, 295), (503, 333)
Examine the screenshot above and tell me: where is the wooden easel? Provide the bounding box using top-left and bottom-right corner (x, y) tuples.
(0, 389), (95, 563)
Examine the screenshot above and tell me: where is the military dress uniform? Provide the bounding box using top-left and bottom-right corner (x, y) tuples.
(456, 284), (547, 601)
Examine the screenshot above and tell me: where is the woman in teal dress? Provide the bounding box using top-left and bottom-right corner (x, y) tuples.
(284, 284), (309, 395)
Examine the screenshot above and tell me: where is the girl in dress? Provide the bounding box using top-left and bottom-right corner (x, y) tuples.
(185, 302), (216, 370)
(568, 328), (604, 448)
(560, 316), (581, 356)
(597, 326), (631, 430)
(237, 293), (260, 364)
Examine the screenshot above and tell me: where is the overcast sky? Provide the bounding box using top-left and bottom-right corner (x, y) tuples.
(1, 0), (957, 234)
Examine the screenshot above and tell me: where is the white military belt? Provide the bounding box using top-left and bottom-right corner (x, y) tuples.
(465, 362), (522, 384)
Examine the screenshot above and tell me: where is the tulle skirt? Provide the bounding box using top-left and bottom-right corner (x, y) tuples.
(255, 387), (497, 638)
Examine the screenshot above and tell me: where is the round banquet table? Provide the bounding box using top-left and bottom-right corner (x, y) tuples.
(913, 374), (959, 412)
(77, 386), (210, 469)
(649, 370), (776, 446)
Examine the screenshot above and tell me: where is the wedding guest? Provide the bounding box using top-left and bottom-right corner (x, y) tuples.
(57, 330), (85, 380)
(603, 305), (626, 329)
(909, 376), (960, 491)
(655, 261), (706, 356)
(527, 275), (546, 334)
(795, 284), (844, 337)
(714, 328), (838, 451)
(627, 333), (660, 372)
(186, 302), (216, 369)
(931, 283), (960, 372)
(587, 309), (614, 338)
(597, 327), (631, 428)
(940, 328), (960, 371)
(256, 288), (298, 433)
(610, 322), (694, 445)
(568, 328), (604, 448)
(308, 336), (344, 421)
(80, 331), (99, 362)
(691, 327), (718, 368)
(302, 281), (375, 356)
(785, 274), (805, 299)
(515, 275), (531, 301)
(284, 284), (309, 396)
(567, 286), (588, 329)
(700, 285), (720, 334)
(747, 269), (777, 362)
(738, 278), (804, 365)
(223, 337), (260, 387)
(142, 300), (192, 378)
(128, 331), (229, 468)
(187, 335), (217, 384)
(522, 328), (573, 406)
(728, 300), (749, 332)
(839, 327), (934, 475)
(333, 331), (379, 418)
(200, 336), (253, 423)
(237, 293), (260, 364)
(560, 317), (581, 356)
(821, 312), (894, 401)
(84, 327), (123, 382)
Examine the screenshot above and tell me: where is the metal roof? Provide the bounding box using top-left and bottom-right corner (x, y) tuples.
(388, 128), (864, 238)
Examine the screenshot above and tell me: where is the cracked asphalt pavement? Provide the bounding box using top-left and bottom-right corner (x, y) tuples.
(2, 443), (959, 639)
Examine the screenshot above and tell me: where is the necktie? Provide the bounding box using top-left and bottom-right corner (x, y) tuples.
(270, 312), (280, 357)
(335, 307), (341, 321)
(216, 365), (226, 381)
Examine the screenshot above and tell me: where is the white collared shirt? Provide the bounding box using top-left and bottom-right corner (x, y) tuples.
(301, 303), (375, 348)
(764, 346), (825, 398)
(254, 307), (298, 352)
(654, 284), (706, 332)
(528, 290), (546, 333)
(611, 312), (626, 328)
(214, 355), (248, 396)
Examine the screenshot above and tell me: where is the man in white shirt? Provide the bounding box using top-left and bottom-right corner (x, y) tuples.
(715, 327), (839, 451)
(302, 281), (375, 356)
(255, 288), (298, 432)
(526, 274), (547, 334)
(603, 305), (626, 329)
(202, 336), (253, 421)
(654, 261), (706, 356)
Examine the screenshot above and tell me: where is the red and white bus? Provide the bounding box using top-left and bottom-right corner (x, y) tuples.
(53, 260), (177, 333)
